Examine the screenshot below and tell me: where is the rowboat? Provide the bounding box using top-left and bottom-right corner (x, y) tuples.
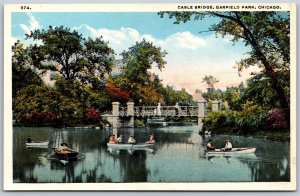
(107, 142), (155, 150)
(26, 141), (49, 147)
(52, 149), (79, 160)
(205, 147), (256, 156)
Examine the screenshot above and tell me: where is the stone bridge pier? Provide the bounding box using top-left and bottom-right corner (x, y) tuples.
(197, 98), (207, 131)
(111, 101), (135, 128)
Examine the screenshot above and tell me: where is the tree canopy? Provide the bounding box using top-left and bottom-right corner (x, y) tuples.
(26, 26), (115, 88)
(159, 11), (290, 113)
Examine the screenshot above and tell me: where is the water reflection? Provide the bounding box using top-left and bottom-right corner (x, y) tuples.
(13, 126), (290, 183)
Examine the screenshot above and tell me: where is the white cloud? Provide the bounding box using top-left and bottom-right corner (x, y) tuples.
(71, 24), (207, 55)
(72, 24), (256, 93)
(19, 13), (40, 35)
(164, 31), (207, 50)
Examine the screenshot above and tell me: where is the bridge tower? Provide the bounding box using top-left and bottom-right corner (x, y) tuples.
(125, 101), (134, 128)
(197, 98), (207, 131)
(112, 102), (120, 128)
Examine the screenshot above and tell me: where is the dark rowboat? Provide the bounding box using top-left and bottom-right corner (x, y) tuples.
(53, 149), (79, 160)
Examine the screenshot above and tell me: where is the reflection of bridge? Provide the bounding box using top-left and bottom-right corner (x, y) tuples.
(103, 98), (221, 130)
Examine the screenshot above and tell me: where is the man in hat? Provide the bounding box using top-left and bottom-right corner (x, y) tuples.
(206, 139), (215, 151)
(224, 140), (232, 151)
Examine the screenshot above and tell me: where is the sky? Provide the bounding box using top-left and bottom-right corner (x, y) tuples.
(11, 12), (259, 96)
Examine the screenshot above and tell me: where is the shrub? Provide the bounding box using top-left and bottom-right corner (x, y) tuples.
(134, 119), (145, 127)
(84, 107), (101, 124)
(267, 108), (289, 130)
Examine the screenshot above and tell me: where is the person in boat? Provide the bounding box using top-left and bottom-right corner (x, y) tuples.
(58, 142), (71, 152)
(224, 140), (233, 151)
(128, 136), (136, 144)
(146, 133), (155, 144)
(117, 134), (124, 143)
(206, 139), (215, 151)
(109, 135), (117, 144)
(26, 136), (33, 143)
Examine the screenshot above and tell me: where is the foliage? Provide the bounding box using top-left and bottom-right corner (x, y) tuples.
(121, 39), (167, 85)
(105, 80), (131, 103)
(267, 108), (289, 130)
(162, 85), (195, 106)
(14, 84), (82, 126)
(84, 107), (101, 124)
(240, 74), (282, 109)
(134, 119), (145, 127)
(12, 40), (43, 98)
(18, 111), (58, 126)
(26, 26), (115, 87)
(203, 110), (236, 133)
(203, 102), (268, 134)
(159, 11), (290, 119)
(234, 101), (267, 132)
(202, 75), (219, 93)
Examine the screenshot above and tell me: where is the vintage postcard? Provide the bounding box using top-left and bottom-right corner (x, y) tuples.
(3, 3), (296, 191)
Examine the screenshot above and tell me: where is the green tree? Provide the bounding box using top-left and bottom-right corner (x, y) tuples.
(159, 11), (290, 116)
(114, 40), (167, 105)
(202, 75), (219, 93)
(26, 26), (115, 87)
(121, 39), (167, 85)
(14, 84), (82, 125)
(12, 40), (43, 98)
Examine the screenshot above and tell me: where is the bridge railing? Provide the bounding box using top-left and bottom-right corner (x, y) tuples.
(132, 106), (201, 117)
(119, 107), (127, 117)
(103, 105), (209, 117)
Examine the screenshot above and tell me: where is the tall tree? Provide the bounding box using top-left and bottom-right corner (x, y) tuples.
(121, 39), (167, 85)
(202, 75), (219, 93)
(118, 39), (167, 104)
(12, 40), (43, 98)
(26, 26), (115, 87)
(159, 11), (290, 114)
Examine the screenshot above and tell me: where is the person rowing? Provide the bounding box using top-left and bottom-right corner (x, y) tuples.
(57, 142), (74, 153)
(206, 139), (215, 151)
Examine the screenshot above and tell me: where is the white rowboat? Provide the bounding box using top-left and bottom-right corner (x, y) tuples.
(107, 142), (155, 150)
(205, 147), (256, 156)
(26, 141), (49, 147)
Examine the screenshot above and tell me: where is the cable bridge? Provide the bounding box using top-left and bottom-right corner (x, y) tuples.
(102, 99), (221, 130)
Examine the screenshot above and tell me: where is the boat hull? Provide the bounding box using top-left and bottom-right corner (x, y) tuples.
(107, 143), (155, 149)
(53, 150), (79, 160)
(26, 141), (49, 147)
(205, 147), (256, 156)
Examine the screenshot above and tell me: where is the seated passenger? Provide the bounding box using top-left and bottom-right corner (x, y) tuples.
(117, 134), (124, 143)
(146, 133), (155, 143)
(206, 139), (215, 151)
(224, 140), (232, 151)
(27, 136), (33, 143)
(128, 136), (136, 144)
(109, 135), (117, 144)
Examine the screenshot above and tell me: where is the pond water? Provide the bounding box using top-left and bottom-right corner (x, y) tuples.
(13, 125), (290, 183)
